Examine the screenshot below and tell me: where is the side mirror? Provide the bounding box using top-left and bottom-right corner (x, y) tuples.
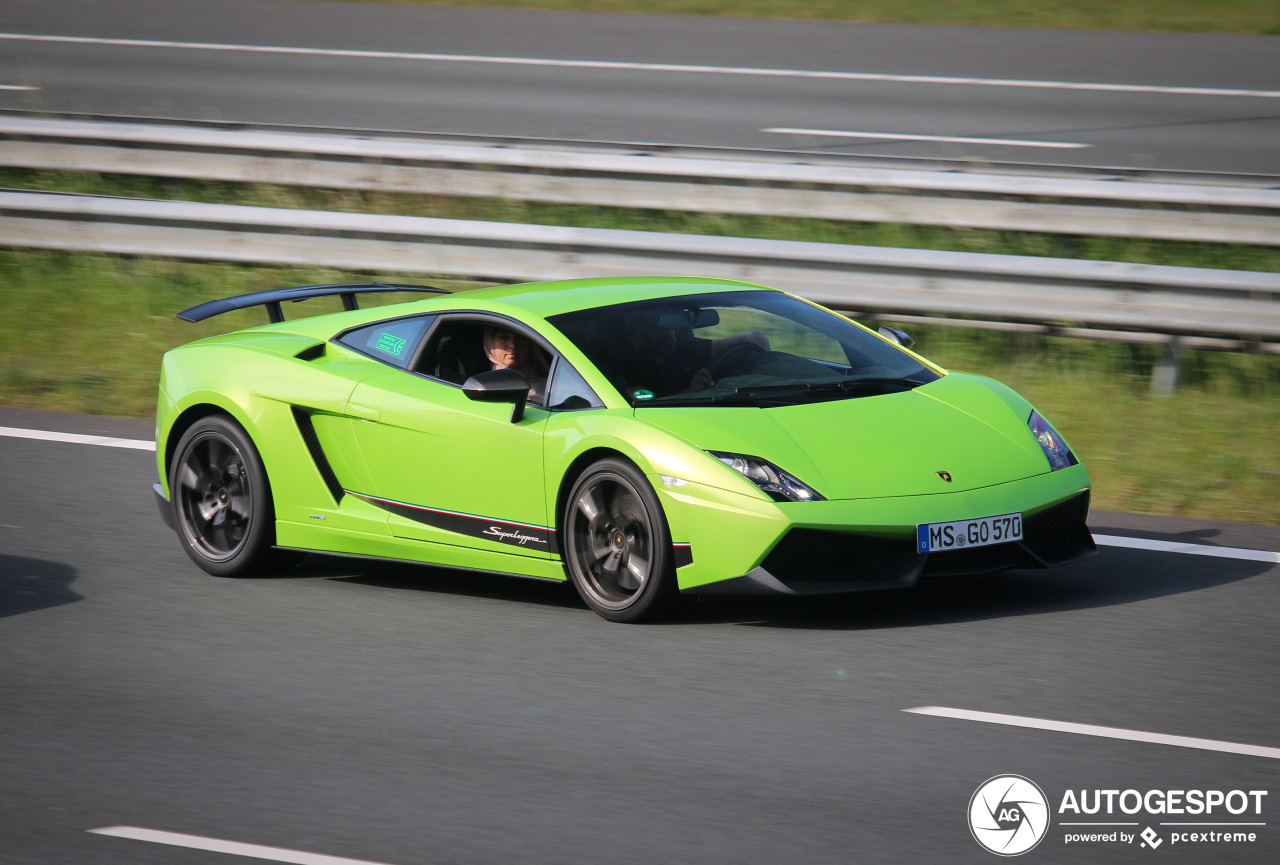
(463, 368), (531, 422)
(878, 325), (915, 348)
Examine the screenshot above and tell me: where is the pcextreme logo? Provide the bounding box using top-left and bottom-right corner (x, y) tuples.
(968, 776), (1269, 856)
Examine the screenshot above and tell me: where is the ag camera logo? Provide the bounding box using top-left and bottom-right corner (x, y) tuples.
(969, 775), (1051, 856)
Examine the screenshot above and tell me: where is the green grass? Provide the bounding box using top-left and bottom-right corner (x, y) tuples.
(4, 167), (1278, 522)
(6, 168), (1279, 274)
(2, 248), (1278, 523)
(906, 324), (1280, 523)
(0, 250), (478, 417)
(332, 1), (1280, 35)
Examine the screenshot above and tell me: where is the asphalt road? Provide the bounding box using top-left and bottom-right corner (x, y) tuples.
(0, 0), (1277, 174)
(2, 407), (1278, 864)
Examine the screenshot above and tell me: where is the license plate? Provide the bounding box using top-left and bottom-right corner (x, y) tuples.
(917, 513), (1022, 554)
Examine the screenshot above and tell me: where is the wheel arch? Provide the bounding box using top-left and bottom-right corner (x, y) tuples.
(552, 445), (675, 547)
(160, 397), (258, 495)
(554, 447), (634, 545)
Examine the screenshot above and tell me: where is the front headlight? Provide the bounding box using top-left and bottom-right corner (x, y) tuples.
(709, 452), (825, 502)
(1028, 410), (1078, 471)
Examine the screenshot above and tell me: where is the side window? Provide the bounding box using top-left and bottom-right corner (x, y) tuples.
(416, 319), (492, 385)
(417, 317), (553, 405)
(546, 359), (604, 411)
(338, 315), (434, 369)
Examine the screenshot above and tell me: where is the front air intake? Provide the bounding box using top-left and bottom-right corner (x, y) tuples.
(759, 530), (923, 592)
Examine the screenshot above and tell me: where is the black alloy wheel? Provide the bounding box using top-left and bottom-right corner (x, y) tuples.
(564, 458), (676, 622)
(170, 414), (286, 576)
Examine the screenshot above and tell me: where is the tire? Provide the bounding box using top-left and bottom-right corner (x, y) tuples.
(169, 414), (290, 577)
(563, 458), (676, 622)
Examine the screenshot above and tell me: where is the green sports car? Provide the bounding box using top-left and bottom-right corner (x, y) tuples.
(153, 276), (1095, 622)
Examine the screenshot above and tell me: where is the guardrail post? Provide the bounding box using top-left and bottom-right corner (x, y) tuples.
(1150, 336), (1185, 395)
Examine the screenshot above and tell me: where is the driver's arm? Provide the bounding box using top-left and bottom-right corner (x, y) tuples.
(709, 330), (770, 359)
(678, 367), (715, 394)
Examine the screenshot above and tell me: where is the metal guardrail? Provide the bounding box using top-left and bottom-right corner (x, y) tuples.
(3, 189), (1277, 350)
(12, 109), (1280, 186)
(3, 117), (1280, 246)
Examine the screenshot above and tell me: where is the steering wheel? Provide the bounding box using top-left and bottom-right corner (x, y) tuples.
(707, 341), (766, 380)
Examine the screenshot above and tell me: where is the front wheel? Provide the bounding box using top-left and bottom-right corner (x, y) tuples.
(563, 458), (676, 622)
(169, 414), (288, 576)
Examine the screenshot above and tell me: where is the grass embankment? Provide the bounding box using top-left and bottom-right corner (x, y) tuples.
(2, 168), (1278, 522)
(334, 0), (1280, 35)
(2, 247), (1277, 524)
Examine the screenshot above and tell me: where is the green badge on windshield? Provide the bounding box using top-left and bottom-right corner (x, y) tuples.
(633, 389), (655, 401)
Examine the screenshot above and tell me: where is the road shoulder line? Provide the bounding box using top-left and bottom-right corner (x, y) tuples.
(904, 707), (1280, 759)
(89, 827), (398, 865)
(0, 425), (155, 451)
(4, 424), (1276, 562)
(3, 32), (1279, 99)
(1094, 533), (1280, 564)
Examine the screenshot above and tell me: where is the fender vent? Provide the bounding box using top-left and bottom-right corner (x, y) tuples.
(291, 407), (344, 504)
(294, 343), (326, 362)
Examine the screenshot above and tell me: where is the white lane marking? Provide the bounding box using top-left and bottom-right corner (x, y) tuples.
(0, 425), (155, 451)
(4, 424), (1278, 565)
(1095, 533), (1280, 564)
(904, 707), (1280, 760)
(764, 127), (1089, 149)
(89, 827), (400, 865)
(0, 84), (39, 91)
(2, 32), (1279, 99)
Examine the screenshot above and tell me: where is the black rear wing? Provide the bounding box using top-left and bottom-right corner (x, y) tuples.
(177, 282), (450, 324)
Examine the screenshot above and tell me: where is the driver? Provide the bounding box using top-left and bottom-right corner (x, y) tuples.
(611, 310), (769, 399)
(484, 325), (548, 403)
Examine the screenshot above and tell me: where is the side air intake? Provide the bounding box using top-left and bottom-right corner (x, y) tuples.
(291, 407), (345, 504)
(294, 343), (326, 362)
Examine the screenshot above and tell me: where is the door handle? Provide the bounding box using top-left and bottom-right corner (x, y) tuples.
(347, 402), (380, 422)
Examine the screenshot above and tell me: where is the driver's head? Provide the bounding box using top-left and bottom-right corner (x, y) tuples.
(625, 310), (678, 361)
(484, 326), (529, 370)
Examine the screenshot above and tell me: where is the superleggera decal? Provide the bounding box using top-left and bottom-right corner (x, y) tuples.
(346, 490), (556, 553)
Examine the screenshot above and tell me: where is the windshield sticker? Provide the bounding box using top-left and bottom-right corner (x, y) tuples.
(375, 332), (407, 356)
(633, 389), (655, 401)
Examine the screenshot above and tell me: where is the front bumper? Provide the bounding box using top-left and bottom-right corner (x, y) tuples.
(695, 491), (1095, 596)
(673, 465), (1095, 595)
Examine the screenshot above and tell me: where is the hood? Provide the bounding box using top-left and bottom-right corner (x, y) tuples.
(636, 373), (1050, 500)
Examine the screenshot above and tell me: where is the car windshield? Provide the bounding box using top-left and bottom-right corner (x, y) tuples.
(546, 290), (940, 407)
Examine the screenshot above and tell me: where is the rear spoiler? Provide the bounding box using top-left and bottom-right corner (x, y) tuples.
(177, 282), (450, 324)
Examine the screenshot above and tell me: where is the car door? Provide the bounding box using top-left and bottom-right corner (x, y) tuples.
(269, 315), (437, 536)
(344, 314), (554, 557)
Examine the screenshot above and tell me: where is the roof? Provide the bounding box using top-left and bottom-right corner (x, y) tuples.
(444, 276), (772, 318)
(185, 276), (777, 344)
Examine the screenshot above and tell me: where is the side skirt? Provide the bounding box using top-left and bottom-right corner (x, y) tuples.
(275, 546), (566, 583)
(275, 519), (567, 582)
(346, 489), (559, 554)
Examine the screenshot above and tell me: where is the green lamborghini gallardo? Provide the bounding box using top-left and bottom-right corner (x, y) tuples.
(154, 277), (1095, 621)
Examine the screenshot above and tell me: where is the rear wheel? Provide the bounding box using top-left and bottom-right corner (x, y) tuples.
(564, 458), (676, 622)
(170, 414), (289, 576)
